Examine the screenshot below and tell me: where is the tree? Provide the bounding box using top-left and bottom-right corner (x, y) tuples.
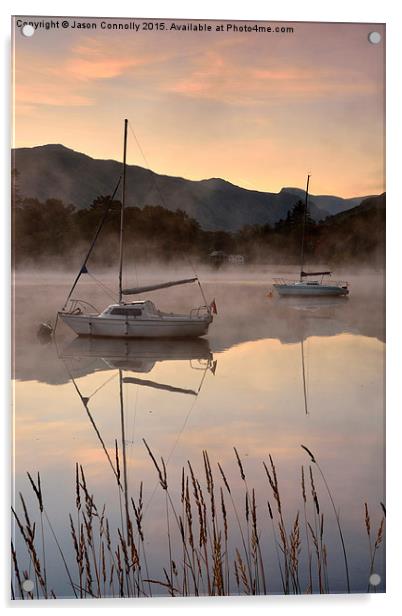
(11, 168), (22, 208)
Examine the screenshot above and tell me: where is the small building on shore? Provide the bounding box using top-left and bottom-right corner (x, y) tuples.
(209, 251), (245, 267)
(228, 254), (245, 265)
(209, 250), (227, 267)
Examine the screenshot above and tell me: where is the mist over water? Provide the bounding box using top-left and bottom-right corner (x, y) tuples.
(12, 266), (385, 596)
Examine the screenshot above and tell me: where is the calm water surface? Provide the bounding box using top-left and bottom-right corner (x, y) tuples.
(12, 268), (385, 597)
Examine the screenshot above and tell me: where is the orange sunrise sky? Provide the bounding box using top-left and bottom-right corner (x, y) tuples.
(12, 18), (385, 197)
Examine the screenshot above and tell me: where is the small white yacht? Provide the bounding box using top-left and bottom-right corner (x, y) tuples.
(273, 274), (349, 297)
(58, 119), (215, 339)
(273, 175), (349, 297)
(59, 298), (212, 339)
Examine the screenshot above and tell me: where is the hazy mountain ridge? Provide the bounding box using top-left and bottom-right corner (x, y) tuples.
(313, 193), (385, 265)
(280, 187), (368, 215)
(13, 144), (372, 231)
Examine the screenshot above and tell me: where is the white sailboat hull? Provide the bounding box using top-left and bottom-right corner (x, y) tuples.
(273, 283), (349, 297)
(59, 312), (212, 338)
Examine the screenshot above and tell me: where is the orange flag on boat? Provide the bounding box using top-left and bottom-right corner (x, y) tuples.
(210, 299), (217, 314)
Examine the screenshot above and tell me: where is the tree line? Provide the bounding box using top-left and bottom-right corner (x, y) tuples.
(12, 169), (384, 267)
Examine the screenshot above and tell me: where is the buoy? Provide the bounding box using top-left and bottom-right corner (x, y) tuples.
(37, 322), (53, 343)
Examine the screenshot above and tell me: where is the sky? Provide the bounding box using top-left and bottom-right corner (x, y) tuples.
(12, 18), (385, 197)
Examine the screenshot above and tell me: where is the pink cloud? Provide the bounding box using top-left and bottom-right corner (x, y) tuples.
(16, 82), (93, 107)
(65, 57), (140, 80)
(64, 36), (171, 81)
(166, 49), (378, 104)
(253, 68), (312, 80)
(14, 35), (170, 112)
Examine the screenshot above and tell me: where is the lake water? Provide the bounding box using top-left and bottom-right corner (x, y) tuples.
(12, 268), (385, 597)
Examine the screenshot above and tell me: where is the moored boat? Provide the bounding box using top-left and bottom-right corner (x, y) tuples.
(273, 277), (349, 297)
(57, 119), (215, 338)
(59, 299), (213, 338)
(272, 175), (350, 297)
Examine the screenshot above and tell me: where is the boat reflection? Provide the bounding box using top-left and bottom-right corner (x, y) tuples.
(60, 336), (214, 379)
(277, 295), (349, 312)
(59, 337), (216, 526)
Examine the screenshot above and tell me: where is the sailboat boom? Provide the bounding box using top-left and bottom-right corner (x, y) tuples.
(122, 277), (198, 295)
(301, 270), (331, 277)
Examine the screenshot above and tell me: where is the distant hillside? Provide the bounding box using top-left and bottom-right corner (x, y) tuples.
(315, 193), (385, 265)
(12, 144), (370, 231)
(324, 192), (385, 223)
(281, 187), (367, 216)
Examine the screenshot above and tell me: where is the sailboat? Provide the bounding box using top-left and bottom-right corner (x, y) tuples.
(58, 119), (215, 338)
(273, 175), (349, 297)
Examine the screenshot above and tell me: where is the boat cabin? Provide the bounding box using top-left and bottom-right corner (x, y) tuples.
(100, 301), (160, 318)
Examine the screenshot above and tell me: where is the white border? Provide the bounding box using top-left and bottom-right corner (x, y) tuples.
(2, 1), (401, 614)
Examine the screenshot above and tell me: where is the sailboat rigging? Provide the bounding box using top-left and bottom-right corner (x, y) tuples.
(273, 175), (349, 297)
(58, 119), (214, 338)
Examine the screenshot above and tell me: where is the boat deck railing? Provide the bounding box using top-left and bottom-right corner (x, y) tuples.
(273, 277), (349, 288)
(62, 298), (100, 315)
(190, 305), (211, 319)
(62, 299), (210, 320)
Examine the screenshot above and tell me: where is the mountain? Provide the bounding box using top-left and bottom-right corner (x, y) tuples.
(323, 192), (385, 223)
(315, 193), (385, 265)
(12, 144), (371, 231)
(280, 187), (368, 216)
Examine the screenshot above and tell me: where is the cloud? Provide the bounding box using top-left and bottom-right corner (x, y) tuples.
(64, 36), (174, 82)
(14, 36), (166, 111)
(64, 39), (151, 81)
(65, 57), (139, 80)
(167, 52), (377, 105)
(16, 83), (93, 107)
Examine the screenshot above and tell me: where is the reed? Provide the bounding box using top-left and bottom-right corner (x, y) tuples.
(367, 506), (385, 592)
(301, 444), (351, 593)
(263, 454), (290, 593)
(11, 445), (385, 599)
(301, 466), (313, 592)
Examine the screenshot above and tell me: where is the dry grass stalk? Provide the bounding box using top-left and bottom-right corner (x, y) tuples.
(11, 540), (24, 600)
(220, 487), (230, 594)
(234, 447), (245, 481)
(289, 512), (301, 593)
(217, 463), (231, 494)
(367, 513), (385, 591)
(13, 494), (47, 597)
(235, 548), (250, 594)
(12, 447), (385, 599)
(263, 455), (289, 592)
(301, 444), (350, 594)
(212, 532), (224, 595)
(143, 439), (167, 490)
(308, 522), (323, 593)
(309, 466), (320, 516)
(301, 466), (312, 592)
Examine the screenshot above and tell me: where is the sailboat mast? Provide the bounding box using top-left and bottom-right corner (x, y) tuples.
(119, 119), (128, 304)
(300, 339), (308, 415)
(119, 369), (131, 548)
(299, 174), (310, 281)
